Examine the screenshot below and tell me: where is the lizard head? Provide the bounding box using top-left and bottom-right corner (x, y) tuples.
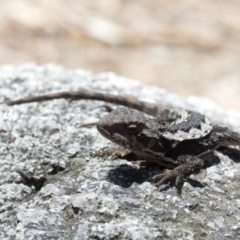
(97, 107), (165, 152)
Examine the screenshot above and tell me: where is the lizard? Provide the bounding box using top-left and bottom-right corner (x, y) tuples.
(6, 90), (240, 190)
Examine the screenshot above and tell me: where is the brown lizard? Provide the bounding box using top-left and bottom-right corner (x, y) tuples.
(6, 90), (240, 190)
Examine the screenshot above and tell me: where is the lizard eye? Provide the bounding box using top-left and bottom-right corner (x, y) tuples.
(126, 124), (143, 134)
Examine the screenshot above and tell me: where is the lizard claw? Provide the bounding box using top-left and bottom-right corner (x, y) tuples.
(153, 169), (184, 189)
(153, 156), (204, 191)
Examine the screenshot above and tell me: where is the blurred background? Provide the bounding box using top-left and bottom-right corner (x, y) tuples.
(0, 0), (240, 110)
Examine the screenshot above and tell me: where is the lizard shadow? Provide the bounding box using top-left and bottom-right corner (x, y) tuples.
(106, 145), (240, 191)
(217, 146), (240, 163)
(106, 154), (225, 191)
(106, 164), (207, 191)
(106, 164), (152, 188)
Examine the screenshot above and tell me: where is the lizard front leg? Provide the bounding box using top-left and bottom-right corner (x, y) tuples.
(153, 155), (205, 190)
(93, 148), (133, 159)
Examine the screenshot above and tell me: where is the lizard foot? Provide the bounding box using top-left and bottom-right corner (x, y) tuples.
(153, 169), (184, 189)
(153, 156), (204, 190)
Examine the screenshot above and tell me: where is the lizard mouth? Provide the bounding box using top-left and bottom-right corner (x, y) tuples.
(97, 126), (131, 148)
(111, 133), (131, 148)
(97, 126), (111, 139)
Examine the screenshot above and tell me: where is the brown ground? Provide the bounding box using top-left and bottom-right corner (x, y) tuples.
(0, 0), (240, 110)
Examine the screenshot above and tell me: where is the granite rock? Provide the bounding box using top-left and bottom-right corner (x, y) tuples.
(0, 64), (240, 239)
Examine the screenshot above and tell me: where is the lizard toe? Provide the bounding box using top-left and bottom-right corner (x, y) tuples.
(153, 169), (185, 193)
(153, 169), (182, 187)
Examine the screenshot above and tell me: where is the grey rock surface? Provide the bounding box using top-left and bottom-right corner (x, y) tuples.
(0, 64), (240, 239)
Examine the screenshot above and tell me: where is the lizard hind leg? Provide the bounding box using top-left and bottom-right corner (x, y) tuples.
(153, 155), (204, 190)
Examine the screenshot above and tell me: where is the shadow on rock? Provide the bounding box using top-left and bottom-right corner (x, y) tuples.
(106, 164), (153, 188)
(217, 146), (240, 163)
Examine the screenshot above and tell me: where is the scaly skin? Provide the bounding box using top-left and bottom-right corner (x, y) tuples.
(6, 90), (240, 191)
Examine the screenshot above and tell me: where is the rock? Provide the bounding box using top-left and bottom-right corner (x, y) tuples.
(0, 63), (240, 239)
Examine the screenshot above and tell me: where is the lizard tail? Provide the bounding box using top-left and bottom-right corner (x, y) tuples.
(214, 126), (240, 147)
(6, 90), (165, 117)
